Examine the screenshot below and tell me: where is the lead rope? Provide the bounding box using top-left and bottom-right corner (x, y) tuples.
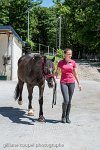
(52, 77), (57, 108)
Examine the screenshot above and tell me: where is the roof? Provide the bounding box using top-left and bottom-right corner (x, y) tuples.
(0, 25), (24, 45)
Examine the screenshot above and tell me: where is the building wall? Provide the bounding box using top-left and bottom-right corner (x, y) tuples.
(0, 33), (22, 80)
(11, 36), (22, 81)
(0, 34), (8, 73)
(5, 35), (13, 80)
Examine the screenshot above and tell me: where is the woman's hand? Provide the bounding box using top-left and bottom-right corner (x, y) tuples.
(54, 72), (58, 77)
(54, 75), (57, 79)
(78, 84), (82, 91)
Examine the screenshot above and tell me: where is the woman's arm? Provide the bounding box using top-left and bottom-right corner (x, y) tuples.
(73, 68), (82, 91)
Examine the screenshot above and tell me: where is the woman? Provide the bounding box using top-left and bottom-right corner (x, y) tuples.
(55, 48), (81, 123)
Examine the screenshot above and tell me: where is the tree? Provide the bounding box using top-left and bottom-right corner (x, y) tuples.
(1, 0), (99, 55)
(63, 0), (100, 53)
(31, 6), (57, 52)
(0, 0), (42, 41)
(0, 0), (10, 25)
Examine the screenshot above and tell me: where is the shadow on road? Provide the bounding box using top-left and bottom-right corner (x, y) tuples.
(0, 107), (61, 125)
(97, 69), (100, 73)
(0, 107), (35, 125)
(45, 119), (61, 124)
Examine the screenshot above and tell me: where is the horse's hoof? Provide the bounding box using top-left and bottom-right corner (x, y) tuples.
(38, 116), (46, 122)
(28, 109), (34, 116)
(18, 100), (23, 105)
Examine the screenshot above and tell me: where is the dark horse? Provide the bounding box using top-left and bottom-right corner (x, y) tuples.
(14, 54), (55, 122)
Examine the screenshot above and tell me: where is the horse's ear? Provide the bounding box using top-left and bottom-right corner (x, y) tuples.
(52, 57), (55, 62)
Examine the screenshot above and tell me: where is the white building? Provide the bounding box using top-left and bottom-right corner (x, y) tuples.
(0, 26), (24, 81)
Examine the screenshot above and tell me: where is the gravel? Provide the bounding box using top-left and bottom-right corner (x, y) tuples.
(76, 60), (100, 82)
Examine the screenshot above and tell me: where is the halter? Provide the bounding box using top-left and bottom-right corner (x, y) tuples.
(44, 74), (55, 80)
(42, 58), (55, 79)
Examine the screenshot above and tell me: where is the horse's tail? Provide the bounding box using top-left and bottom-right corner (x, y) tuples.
(14, 83), (20, 100)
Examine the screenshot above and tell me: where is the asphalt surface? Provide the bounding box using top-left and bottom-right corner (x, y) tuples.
(0, 80), (100, 150)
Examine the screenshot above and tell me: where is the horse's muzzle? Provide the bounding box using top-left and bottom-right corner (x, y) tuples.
(48, 81), (53, 88)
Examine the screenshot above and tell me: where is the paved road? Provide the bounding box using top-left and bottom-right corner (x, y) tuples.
(0, 80), (100, 150)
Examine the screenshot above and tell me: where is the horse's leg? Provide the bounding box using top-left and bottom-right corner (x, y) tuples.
(38, 84), (45, 122)
(27, 83), (34, 116)
(18, 80), (24, 105)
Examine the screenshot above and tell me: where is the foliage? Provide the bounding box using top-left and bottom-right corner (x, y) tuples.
(26, 39), (36, 52)
(31, 6), (57, 51)
(56, 49), (64, 58)
(0, 0), (10, 24)
(63, 0), (100, 53)
(0, 0), (100, 55)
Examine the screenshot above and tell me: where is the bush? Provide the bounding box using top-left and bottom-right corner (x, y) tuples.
(26, 39), (36, 52)
(56, 49), (64, 58)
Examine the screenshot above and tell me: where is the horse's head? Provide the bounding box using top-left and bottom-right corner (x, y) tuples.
(43, 56), (55, 88)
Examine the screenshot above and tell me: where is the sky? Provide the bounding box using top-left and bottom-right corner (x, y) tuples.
(41, 0), (54, 7)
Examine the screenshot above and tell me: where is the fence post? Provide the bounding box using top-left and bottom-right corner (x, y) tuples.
(39, 43), (41, 54)
(48, 46), (49, 56)
(53, 48), (54, 56)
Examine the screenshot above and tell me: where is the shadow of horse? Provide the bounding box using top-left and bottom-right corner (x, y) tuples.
(0, 107), (35, 125)
(97, 69), (100, 73)
(0, 107), (61, 125)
